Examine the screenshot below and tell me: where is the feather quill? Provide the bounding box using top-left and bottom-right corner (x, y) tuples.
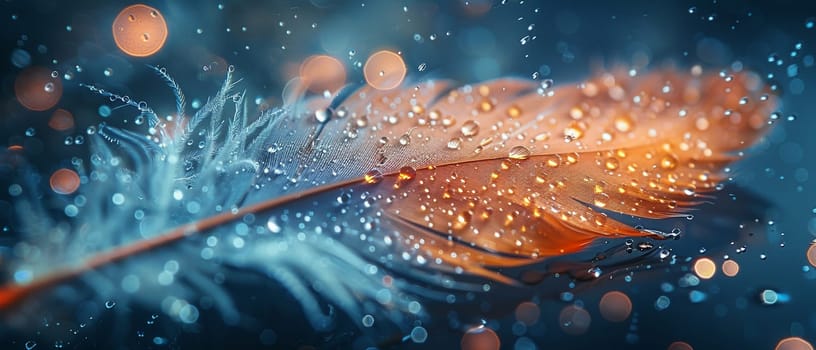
(1, 67), (775, 331)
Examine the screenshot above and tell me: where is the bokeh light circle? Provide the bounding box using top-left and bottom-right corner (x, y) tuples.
(693, 257), (716, 279)
(599, 291), (633, 322)
(668, 341), (694, 350)
(514, 301), (540, 326)
(299, 55), (347, 93)
(14, 66), (62, 111)
(49, 109), (74, 131)
(776, 337), (814, 350)
(558, 305), (591, 335)
(722, 260), (740, 277)
(50, 168), (80, 195)
(112, 4), (168, 57)
(807, 245), (816, 268)
(363, 50), (406, 90)
(460, 326), (500, 350)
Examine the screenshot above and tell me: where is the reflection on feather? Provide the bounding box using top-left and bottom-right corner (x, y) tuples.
(1, 66), (775, 339)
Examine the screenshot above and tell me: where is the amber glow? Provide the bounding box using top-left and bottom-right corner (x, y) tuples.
(776, 337), (814, 350)
(14, 66), (62, 111)
(49, 109), (75, 131)
(112, 4), (168, 57)
(299, 55), (347, 93)
(722, 260), (740, 277)
(599, 291), (632, 322)
(50, 168), (80, 195)
(363, 50), (406, 90)
(460, 326), (500, 350)
(693, 257), (716, 279)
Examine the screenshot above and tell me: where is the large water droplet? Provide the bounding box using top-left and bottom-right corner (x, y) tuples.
(447, 137), (462, 150)
(399, 133), (411, 146)
(508, 145), (531, 160)
(398, 166), (416, 181)
(461, 120), (480, 137)
(364, 169), (383, 184)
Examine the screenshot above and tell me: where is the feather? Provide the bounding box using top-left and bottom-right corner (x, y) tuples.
(1, 67), (775, 332)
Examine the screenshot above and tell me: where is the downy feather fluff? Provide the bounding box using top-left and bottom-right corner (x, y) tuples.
(1, 66), (775, 333)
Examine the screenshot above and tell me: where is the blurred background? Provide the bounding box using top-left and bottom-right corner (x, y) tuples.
(1, 0), (815, 349)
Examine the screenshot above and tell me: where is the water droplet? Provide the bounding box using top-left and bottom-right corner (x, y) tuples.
(593, 193), (609, 208)
(25, 341), (37, 350)
(399, 133), (411, 146)
(544, 154), (561, 167)
(540, 79), (554, 89)
(588, 267), (602, 278)
(563, 121), (585, 140)
(447, 137), (462, 150)
(461, 120), (480, 137)
(660, 154), (678, 170)
(364, 169), (383, 184)
(614, 114), (633, 132)
(398, 166), (416, 181)
(604, 157), (619, 170)
(105, 300), (116, 309)
(453, 210), (472, 230)
(315, 109), (331, 123)
(43, 82), (54, 92)
(508, 145), (531, 160)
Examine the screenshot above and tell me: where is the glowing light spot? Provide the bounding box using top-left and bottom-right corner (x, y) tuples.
(776, 337), (814, 350)
(49, 108), (74, 131)
(559, 305), (591, 335)
(693, 257), (716, 279)
(507, 105), (522, 118)
(668, 341), (694, 350)
(722, 260), (740, 277)
(599, 291), (632, 322)
(460, 326), (500, 350)
(514, 301), (540, 325)
(299, 55), (346, 93)
(605, 157), (620, 170)
(364, 50), (406, 90)
(14, 66), (62, 111)
(112, 4), (168, 57)
(614, 114), (634, 132)
(50, 168), (80, 195)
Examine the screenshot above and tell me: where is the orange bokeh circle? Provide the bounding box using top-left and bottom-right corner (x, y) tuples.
(112, 4), (168, 57)
(299, 55), (347, 93)
(364, 50), (406, 90)
(50, 168), (80, 195)
(14, 66), (62, 111)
